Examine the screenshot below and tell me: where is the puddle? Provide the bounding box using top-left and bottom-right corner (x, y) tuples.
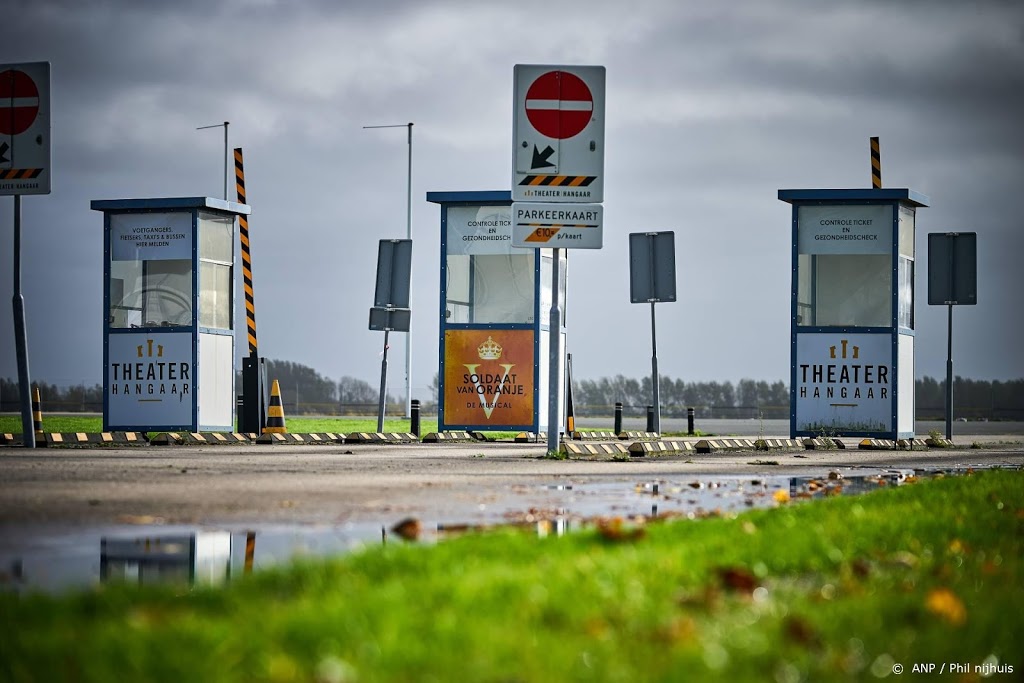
(0, 467), (999, 594)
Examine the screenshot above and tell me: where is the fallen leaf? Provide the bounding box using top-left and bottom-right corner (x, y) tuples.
(391, 517), (422, 541)
(716, 566), (758, 594)
(596, 517), (645, 542)
(925, 587), (966, 626)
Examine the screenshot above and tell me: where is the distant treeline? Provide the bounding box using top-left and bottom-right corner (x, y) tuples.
(2, 364), (1023, 420)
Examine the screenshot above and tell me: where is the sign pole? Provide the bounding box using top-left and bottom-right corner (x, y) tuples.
(650, 300), (660, 434)
(378, 329), (390, 434)
(547, 249), (561, 454)
(11, 195), (35, 448)
(945, 303), (954, 441)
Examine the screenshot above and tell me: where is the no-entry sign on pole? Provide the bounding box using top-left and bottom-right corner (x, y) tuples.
(513, 64), (604, 203)
(0, 62), (51, 196)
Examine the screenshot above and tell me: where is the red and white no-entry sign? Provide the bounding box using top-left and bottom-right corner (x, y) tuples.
(0, 69), (40, 136)
(1, 61), (51, 196)
(524, 71), (593, 140)
(513, 64), (605, 204)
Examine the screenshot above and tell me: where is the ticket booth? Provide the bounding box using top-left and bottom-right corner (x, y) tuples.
(778, 189), (928, 439)
(91, 197), (250, 432)
(426, 191), (566, 433)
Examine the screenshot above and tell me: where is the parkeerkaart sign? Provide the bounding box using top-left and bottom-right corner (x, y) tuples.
(444, 329), (534, 426)
(110, 212), (193, 261)
(107, 332), (193, 427)
(446, 206), (512, 255)
(794, 333), (892, 433)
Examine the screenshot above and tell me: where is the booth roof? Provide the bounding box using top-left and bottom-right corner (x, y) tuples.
(426, 190), (510, 205)
(777, 188), (929, 207)
(90, 197), (251, 215)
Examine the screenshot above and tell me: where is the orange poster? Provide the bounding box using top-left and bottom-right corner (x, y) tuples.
(444, 329), (535, 427)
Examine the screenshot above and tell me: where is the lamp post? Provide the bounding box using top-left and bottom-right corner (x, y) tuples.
(363, 122), (413, 417)
(196, 121), (229, 200)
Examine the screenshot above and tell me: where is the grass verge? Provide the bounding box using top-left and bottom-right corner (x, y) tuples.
(1, 470), (1021, 681)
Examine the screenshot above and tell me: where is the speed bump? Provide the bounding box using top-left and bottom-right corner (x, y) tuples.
(628, 440), (695, 457)
(560, 442), (630, 458)
(695, 438), (756, 454)
(422, 431), (477, 443)
(344, 432), (418, 444)
(515, 432), (547, 443)
(859, 439), (896, 450)
(802, 437), (847, 450)
(571, 431), (618, 441)
(617, 431), (659, 440)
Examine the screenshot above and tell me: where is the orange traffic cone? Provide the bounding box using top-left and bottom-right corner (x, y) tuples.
(32, 387), (44, 438)
(263, 379), (287, 434)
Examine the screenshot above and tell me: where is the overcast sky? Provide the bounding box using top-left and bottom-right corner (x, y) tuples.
(2, 0), (1022, 398)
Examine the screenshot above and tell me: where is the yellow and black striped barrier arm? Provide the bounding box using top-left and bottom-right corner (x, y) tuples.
(870, 136), (882, 189)
(234, 148), (259, 356)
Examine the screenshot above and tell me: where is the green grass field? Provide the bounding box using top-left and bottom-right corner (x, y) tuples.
(1, 469), (1021, 682)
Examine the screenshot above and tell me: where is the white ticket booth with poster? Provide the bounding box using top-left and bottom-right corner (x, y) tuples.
(91, 197), (250, 432)
(426, 190), (566, 434)
(779, 188), (928, 440)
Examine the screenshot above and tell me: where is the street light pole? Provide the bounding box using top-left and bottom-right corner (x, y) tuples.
(197, 121), (229, 200)
(364, 122), (414, 417)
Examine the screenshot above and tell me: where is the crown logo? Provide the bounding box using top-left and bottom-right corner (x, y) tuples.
(137, 339), (164, 358)
(477, 336), (503, 360)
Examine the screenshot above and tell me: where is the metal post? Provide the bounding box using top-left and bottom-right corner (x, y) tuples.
(614, 401), (623, 435)
(687, 407), (695, 436)
(196, 122), (229, 200)
(547, 249), (562, 455)
(410, 398), (421, 438)
(646, 405), (655, 433)
(12, 195), (35, 448)
(363, 122), (415, 419)
(378, 329), (390, 433)
(405, 123), (413, 419)
(650, 300), (660, 434)
(945, 303), (953, 441)
(223, 121), (229, 200)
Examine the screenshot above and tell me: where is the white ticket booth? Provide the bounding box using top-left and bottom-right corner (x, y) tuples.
(426, 190), (566, 434)
(91, 197), (250, 432)
(778, 189), (928, 440)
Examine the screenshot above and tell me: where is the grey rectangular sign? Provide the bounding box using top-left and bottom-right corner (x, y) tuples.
(928, 232), (977, 305)
(629, 231), (676, 303)
(368, 307), (411, 332)
(373, 239), (412, 308)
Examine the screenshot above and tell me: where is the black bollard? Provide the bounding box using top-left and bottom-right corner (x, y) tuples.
(687, 407), (695, 436)
(646, 405), (655, 433)
(614, 402), (623, 434)
(410, 399), (421, 438)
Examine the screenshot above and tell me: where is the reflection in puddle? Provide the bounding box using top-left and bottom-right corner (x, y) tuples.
(0, 468), (981, 593)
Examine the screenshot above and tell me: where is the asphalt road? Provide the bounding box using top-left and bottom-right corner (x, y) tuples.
(1, 436), (1021, 531)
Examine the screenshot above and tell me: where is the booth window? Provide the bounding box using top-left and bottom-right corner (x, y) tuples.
(897, 205), (915, 330)
(795, 204), (892, 328)
(108, 212), (193, 328)
(445, 206), (534, 324)
(198, 212), (234, 330)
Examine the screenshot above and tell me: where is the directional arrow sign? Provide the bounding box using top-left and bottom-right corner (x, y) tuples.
(511, 202), (603, 249)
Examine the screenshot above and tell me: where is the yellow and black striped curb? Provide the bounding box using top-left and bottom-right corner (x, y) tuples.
(344, 432), (419, 444)
(571, 431), (618, 441)
(695, 438), (757, 454)
(802, 438), (848, 450)
(618, 431), (660, 440)
(256, 432), (344, 445)
(517, 175), (596, 187)
(858, 438), (930, 450)
(560, 442), (630, 458)
(925, 437), (955, 448)
(1, 432), (148, 447)
(0, 168), (44, 180)
(515, 432), (547, 443)
(628, 440), (695, 457)
(178, 432), (251, 445)
(754, 438), (803, 451)
(422, 431), (477, 443)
